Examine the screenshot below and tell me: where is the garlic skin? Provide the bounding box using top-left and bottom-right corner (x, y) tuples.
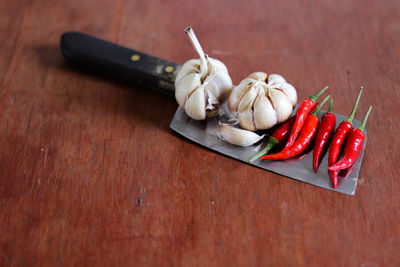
(175, 27), (233, 120)
(228, 72), (297, 131)
(220, 125), (265, 147)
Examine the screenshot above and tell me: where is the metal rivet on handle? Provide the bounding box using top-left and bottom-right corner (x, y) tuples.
(164, 66), (174, 73)
(131, 54), (140, 61)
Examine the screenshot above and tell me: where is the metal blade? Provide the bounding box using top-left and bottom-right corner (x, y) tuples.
(170, 102), (367, 195)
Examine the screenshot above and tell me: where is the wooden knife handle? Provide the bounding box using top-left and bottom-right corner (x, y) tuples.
(60, 31), (180, 97)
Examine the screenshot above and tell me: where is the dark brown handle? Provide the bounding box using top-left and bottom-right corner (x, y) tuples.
(60, 31), (180, 96)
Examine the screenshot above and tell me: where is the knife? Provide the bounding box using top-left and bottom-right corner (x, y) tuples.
(60, 31), (366, 195)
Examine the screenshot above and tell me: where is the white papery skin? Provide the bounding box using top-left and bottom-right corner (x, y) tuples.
(228, 72), (297, 131)
(175, 27), (233, 120)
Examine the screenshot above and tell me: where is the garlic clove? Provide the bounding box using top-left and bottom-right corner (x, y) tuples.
(209, 58), (229, 73)
(220, 125), (264, 147)
(175, 73), (202, 107)
(203, 65), (233, 103)
(253, 92), (278, 130)
(175, 59), (201, 85)
(239, 77), (257, 86)
(248, 72), (267, 81)
(228, 82), (250, 112)
(184, 87), (206, 120)
(237, 86), (258, 131)
(268, 74), (286, 85)
(238, 109), (256, 131)
(268, 89), (293, 123)
(272, 82), (298, 106)
(228, 77), (261, 112)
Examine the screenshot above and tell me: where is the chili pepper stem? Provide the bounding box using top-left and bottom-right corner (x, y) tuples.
(309, 86), (329, 102)
(359, 106), (372, 132)
(328, 99), (333, 113)
(249, 137), (279, 162)
(346, 86), (363, 123)
(311, 95), (330, 116)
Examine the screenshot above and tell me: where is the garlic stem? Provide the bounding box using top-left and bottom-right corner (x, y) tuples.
(185, 27), (207, 73)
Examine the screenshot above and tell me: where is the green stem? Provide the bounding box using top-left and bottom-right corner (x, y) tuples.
(311, 95), (330, 116)
(309, 86), (329, 102)
(346, 86), (363, 124)
(249, 137), (279, 162)
(328, 99), (333, 113)
(359, 106), (372, 132)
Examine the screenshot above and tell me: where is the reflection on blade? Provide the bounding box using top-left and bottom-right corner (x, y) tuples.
(170, 103), (367, 195)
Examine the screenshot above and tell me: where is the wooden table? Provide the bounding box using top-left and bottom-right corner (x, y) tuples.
(1, 0), (399, 265)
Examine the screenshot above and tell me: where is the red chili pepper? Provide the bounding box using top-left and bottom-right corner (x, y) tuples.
(328, 87), (363, 188)
(312, 99), (336, 172)
(248, 117), (295, 162)
(310, 101), (320, 113)
(284, 86), (328, 150)
(260, 95), (330, 161)
(329, 106), (371, 171)
(249, 104), (319, 162)
(338, 161), (356, 179)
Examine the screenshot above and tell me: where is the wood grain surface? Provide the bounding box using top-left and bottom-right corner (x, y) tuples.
(1, 0), (399, 266)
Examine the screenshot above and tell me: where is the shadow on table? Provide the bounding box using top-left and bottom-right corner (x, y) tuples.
(35, 45), (178, 133)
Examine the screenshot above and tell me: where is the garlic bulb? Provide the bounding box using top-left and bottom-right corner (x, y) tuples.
(175, 27), (233, 120)
(220, 125), (265, 147)
(228, 72), (297, 131)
